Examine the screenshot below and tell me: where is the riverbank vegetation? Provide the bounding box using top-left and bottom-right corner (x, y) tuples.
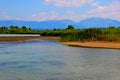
(0, 25), (39, 34)
(0, 25), (120, 42)
(40, 25), (120, 42)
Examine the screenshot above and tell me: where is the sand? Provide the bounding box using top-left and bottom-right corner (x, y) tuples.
(60, 41), (120, 49)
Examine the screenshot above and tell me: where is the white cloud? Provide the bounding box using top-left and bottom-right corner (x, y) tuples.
(1, 0), (120, 22)
(89, 6), (107, 13)
(44, 0), (92, 7)
(31, 11), (59, 21)
(31, 0), (120, 22)
(31, 11), (87, 21)
(88, 0), (120, 20)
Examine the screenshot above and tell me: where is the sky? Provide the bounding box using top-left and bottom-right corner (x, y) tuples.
(0, 0), (120, 22)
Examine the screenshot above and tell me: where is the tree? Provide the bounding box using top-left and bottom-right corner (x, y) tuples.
(66, 25), (74, 29)
(22, 26), (27, 29)
(9, 25), (20, 34)
(0, 26), (9, 33)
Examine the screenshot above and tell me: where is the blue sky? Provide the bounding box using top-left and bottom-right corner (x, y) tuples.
(0, 0), (120, 21)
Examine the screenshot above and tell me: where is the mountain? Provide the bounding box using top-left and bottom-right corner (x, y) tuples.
(0, 20), (75, 29)
(0, 18), (120, 29)
(77, 17), (120, 28)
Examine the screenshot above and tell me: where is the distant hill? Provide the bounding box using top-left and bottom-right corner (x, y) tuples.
(0, 18), (120, 29)
(0, 20), (75, 29)
(77, 17), (120, 28)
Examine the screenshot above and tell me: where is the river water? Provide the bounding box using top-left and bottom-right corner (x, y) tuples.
(0, 41), (120, 80)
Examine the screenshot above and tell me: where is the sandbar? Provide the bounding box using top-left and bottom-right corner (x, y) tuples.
(60, 41), (120, 49)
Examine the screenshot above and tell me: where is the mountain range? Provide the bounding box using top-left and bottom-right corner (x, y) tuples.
(0, 17), (120, 29)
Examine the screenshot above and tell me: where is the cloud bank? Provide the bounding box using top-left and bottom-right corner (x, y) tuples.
(1, 0), (120, 21)
(31, 0), (120, 21)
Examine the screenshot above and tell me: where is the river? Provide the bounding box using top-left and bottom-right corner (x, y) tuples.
(0, 40), (120, 80)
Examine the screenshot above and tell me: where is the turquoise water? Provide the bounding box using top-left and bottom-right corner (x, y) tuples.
(0, 41), (120, 80)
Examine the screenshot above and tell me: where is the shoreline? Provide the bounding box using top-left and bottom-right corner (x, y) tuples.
(0, 36), (120, 49)
(0, 36), (60, 42)
(60, 41), (120, 49)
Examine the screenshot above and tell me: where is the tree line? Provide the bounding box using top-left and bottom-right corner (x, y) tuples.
(0, 25), (120, 42)
(0, 25), (39, 34)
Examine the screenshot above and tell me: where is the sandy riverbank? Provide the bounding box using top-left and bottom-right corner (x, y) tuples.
(0, 36), (60, 42)
(0, 36), (120, 49)
(60, 41), (120, 49)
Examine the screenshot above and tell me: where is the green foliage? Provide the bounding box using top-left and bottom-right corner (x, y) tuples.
(66, 25), (74, 29)
(40, 26), (120, 42)
(102, 26), (120, 41)
(40, 29), (80, 37)
(0, 26), (9, 33)
(0, 25), (39, 34)
(0, 25), (120, 42)
(84, 28), (102, 40)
